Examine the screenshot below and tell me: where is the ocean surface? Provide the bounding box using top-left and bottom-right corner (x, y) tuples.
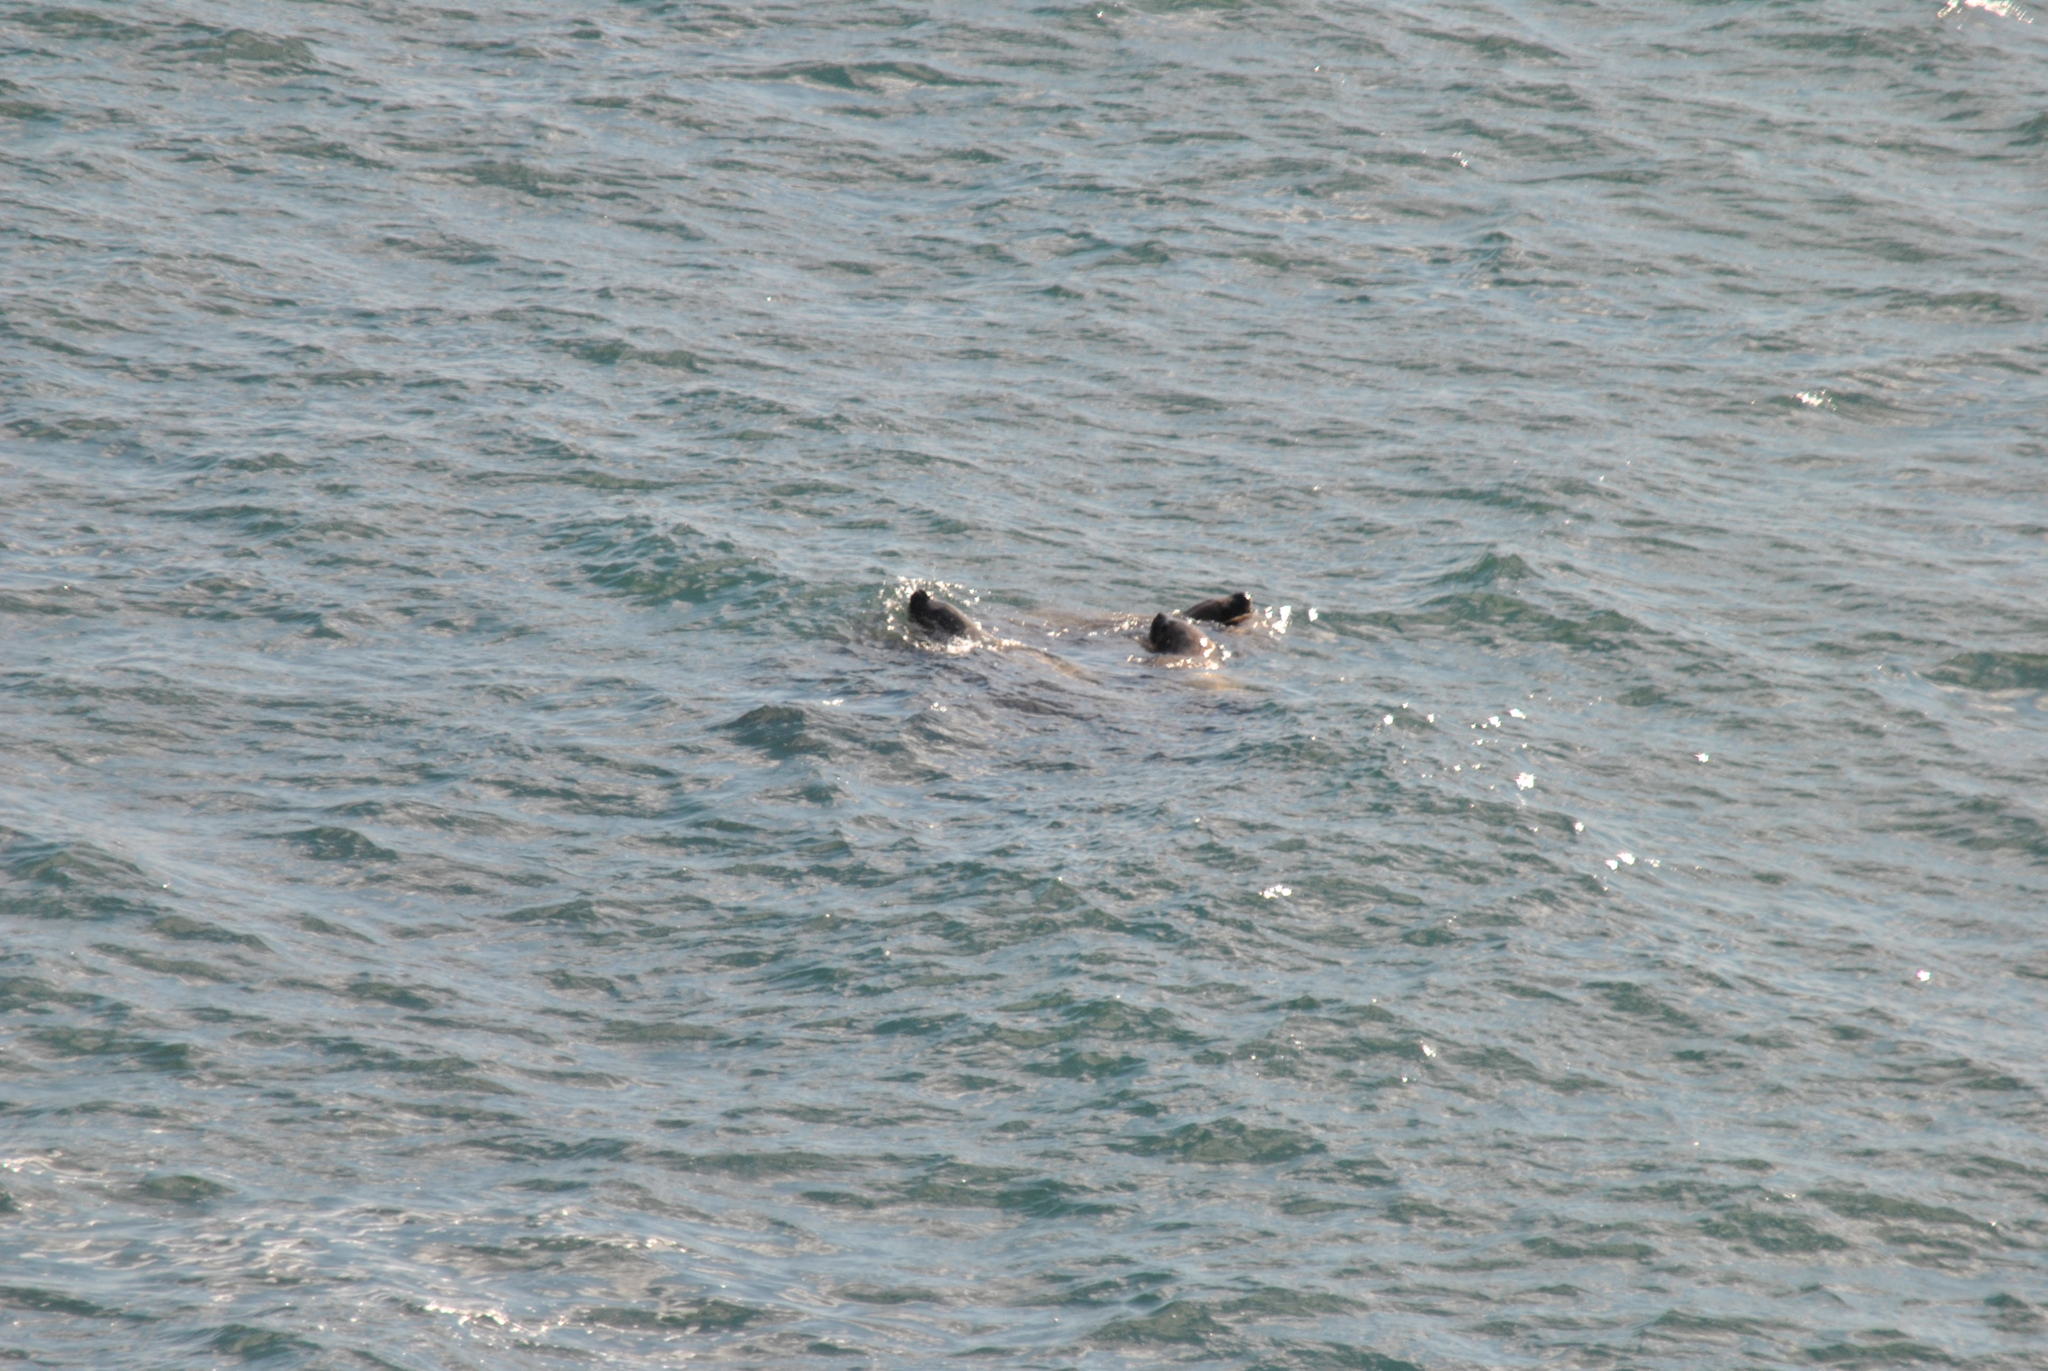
(5, 2), (2047, 1367)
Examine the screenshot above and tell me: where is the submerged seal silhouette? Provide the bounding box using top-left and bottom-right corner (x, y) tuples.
(1184, 590), (1253, 625)
(908, 588), (975, 640)
(1146, 612), (1213, 656)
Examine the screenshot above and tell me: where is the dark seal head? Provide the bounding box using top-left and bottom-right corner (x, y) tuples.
(1147, 612), (1213, 656)
(1184, 590), (1253, 624)
(908, 588), (975, 640)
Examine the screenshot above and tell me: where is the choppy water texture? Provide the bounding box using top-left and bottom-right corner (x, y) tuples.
(5, 2), (2048, 1367)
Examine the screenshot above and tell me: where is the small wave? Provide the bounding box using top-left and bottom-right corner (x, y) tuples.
(1926, 651), (2048, 692)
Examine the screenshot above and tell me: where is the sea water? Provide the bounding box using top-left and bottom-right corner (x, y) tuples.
(4, 3), (2046, 1367)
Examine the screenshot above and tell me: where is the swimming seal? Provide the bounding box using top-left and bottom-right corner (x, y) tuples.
(1184, 590), (1253, 624)
(1146, 612), (1213, 656)
(908, 588), (975, 640)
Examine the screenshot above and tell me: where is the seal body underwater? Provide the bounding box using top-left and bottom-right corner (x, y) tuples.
(1146, 612), (1213, 657)
(1184, 590), (1253, 624)
(908, 588), (976, 640)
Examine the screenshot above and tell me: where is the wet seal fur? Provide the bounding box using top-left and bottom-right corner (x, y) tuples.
(908, 588), (976, 641)
(1184, 590), (1253, 625)
(1146, 612), (1214, 657)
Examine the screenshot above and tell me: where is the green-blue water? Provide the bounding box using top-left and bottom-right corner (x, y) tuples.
(5, 3), (2046, 1367)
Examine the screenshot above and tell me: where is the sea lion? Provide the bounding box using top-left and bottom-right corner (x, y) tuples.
(908, 588), (976, 640)
(1146, 612), (1214, 656)
(1184, 590), (1253, 624)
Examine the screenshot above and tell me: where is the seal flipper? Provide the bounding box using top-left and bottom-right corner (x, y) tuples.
(1147, 612), (1213, 656)
(909, 588), (976, 640)
(1184, 590), (1253, 625)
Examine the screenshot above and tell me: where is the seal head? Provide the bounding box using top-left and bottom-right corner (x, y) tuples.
(1147, 612), (1213, 656)
(1184, 590), (1253, 624)
(908, 588), (975, 640)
